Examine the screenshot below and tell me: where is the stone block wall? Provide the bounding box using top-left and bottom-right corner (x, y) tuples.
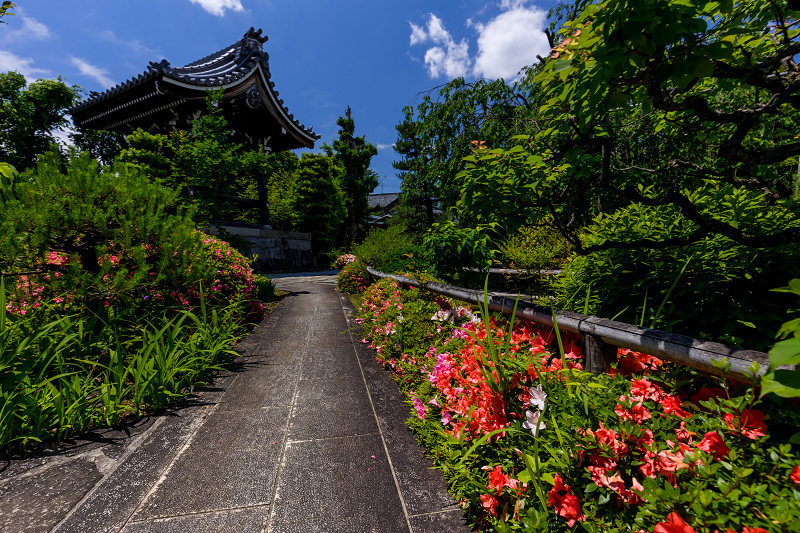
(207, 221), (315, 272)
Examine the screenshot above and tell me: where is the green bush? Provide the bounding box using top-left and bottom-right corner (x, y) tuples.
(0, 277), (243, 453)
(254, 274), (276, 301)
(500, 223), (573, 271)
(552, 197), (800, 350)
(336, 260), (369, 294)
(351, 225), (416, 269)
(0, 149), (263, 323)
(420, 221), (493, 283)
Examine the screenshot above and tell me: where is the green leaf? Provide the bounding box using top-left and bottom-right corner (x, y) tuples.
(760, 369), (800, 399)
(553, 59), (573, 73)
(768, 338), (800, 370)
(693, 57), (715, 78)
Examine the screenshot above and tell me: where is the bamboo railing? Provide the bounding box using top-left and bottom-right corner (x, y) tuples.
(366, 267), (784, 383)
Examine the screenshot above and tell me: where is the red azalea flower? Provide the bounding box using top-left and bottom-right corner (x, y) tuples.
(790, 465), (800, 485)
(618, 349), (662, 375)
(660, 395), (692, 419)
(487, 465), (510, 493)
(588, 466), (625, 494)
(547, 474), (586, 527)
(674, 422), (693, 443)
(480, 493), (498, 517)
(630, 378), (664, 402)
(696, 431), (730, 461)
(723, 409), (767, 440)
(615, 395), (652, 424)
(654, 512), (698, 533)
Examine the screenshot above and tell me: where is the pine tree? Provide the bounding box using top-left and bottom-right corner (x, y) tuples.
(327, 107), (378, 245)
(291, 153), (344, 259)
(0, 148), (203, 316)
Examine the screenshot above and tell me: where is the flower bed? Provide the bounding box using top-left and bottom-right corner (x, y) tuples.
(5, 231), (264, 322)
(356, 278), (800, 532)
(336, 259), (369, 294)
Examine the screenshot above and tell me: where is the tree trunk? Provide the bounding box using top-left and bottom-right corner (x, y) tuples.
(256, 172), (270, 225)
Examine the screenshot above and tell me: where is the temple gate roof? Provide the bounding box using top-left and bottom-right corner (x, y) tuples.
(69, 27), (319, 151)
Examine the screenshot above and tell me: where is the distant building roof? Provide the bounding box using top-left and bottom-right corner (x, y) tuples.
(69, 27), (318, 152)
(368, 193), (400, 210)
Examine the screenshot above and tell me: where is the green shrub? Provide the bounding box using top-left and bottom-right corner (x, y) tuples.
(352, 225), (415, 268)
(0, 277), (243, 453)
(552, 198), (800, 350)
(0, 149), (263, 323)
(500, 223), (573, 271)
(336, 260), (369, 294)
(254, 274), (276, 301)
(420, 221), (493, 283)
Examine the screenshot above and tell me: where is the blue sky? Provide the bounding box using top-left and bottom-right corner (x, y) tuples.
(2, 0), (558, 193)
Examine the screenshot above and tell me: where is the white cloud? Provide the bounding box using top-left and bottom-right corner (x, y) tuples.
(188, 0), (244, 16)
(408, 14), (470, 79)
(2, 16), (52, 43)
(409, 2), (551, 81)
(472, 5), (550, 79)
(98, 30), (161, 58)
(70, 56), (115, 89)
(0, 50), (49, 80)
(376, 143), (394, 150)
(409, 23), (427, 46)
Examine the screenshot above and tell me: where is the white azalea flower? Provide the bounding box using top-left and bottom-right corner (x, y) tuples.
(528, 384), (547, 411)
(522, 409), (546, 436)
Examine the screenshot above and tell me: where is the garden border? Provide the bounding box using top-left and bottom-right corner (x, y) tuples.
(366, 266), (788, 383)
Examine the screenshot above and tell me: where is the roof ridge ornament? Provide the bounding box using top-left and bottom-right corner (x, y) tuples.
(148, 59), (171, 74)
(244, 27), (268, 45)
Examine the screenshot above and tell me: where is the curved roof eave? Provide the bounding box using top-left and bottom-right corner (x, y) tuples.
(159, 63), (318, 147)
(68, 28), (319, 146)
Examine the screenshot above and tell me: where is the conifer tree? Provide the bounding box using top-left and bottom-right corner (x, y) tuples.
(327, 107), (378, 245)
(291, 153), (345, 259)
(118, 128), (170, 180)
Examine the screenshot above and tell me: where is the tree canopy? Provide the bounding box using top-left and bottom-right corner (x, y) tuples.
(459, 0), (800, 253)
(0, 72), (80, 170)
(393, 77), (533, 226)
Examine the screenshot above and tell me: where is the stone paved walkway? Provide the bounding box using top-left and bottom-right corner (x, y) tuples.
(0, 274), (471, 533)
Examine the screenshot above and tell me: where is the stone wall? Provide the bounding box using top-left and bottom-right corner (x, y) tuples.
(208, 221), (314, 272)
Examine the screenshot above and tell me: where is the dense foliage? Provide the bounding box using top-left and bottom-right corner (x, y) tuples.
(0, 72), (80, 170)
(0, 277), (245, 453)
(0, 149), (263, 321)
(393, 78), (533, 224)
(384, 0), (800, 348)
(336, 259), (368, 294)
(0, 150), (270, 454)
(292, 153), (346, 258)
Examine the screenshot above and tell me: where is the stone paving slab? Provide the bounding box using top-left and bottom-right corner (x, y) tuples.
(216, 362), (299, 411)
(289, 377), (379, 441)
(122, 507), (270, 533)
(52, 408), (206, 533)
(0, 457), (102, 533)
(132, 406), (290, 521)
(268, 434), (409, 533)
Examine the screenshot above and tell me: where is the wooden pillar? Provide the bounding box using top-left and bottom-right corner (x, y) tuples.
(584, 334), (615, 375)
